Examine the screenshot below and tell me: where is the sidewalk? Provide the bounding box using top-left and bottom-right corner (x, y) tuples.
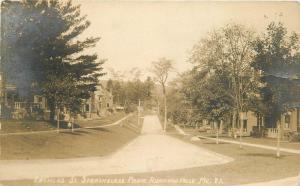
(197, 135), (300, 154)
(176, 127), (300, 154)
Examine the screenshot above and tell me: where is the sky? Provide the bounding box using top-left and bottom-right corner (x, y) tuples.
(74, 1), (300, 80)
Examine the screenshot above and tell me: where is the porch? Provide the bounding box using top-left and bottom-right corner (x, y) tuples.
(11, 101), (47, 120)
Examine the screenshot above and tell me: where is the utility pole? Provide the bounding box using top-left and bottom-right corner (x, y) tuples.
(138, 99), (141, 126)
(157, 100), (160, 115)
(0, 121), (2, 156)
(239, 112), (244, 149)
(57, 108), (60, 133)
(72, 117), (74, 133)
(239, 123), (243, 148)
(215, 121), (219, 144)
(276, 119), (281, 157)
(164, 94), (167, 132)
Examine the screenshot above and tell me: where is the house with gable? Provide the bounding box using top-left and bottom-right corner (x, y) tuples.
(80, 81), (114, 119)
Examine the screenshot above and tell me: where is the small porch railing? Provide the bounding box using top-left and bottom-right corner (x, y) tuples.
(14, 102), (41, 111)
(266, 128), (278, 138)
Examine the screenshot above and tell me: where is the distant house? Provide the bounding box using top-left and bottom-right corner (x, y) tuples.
(236, 111), (264, 137)
(280, 107), (300, 133)
(265, 106), (300, 139)
(1, 73), (113, 120)
(80, 82), (114, 119)
(232, 104), (300, 139)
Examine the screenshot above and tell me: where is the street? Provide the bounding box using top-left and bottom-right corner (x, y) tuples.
(0, 115), (232, 181)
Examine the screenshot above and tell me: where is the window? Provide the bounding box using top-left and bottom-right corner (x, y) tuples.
(38, 97), (43, 102)
(85, 104), (90, 112)
(243, 120), (247, 132)
(107, 103), (110, 108)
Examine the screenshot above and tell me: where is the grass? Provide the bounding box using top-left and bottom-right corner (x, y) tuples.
(0, 112), (141, 160)
(0, 112), (127, 134)
(0, 120), (56, 134)
(75, 112), (126, 128)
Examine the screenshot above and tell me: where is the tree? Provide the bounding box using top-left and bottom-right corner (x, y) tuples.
(1, 0), (105, 121)
(180, 65), (234, 143)
(166, 74), (189, 126)
(252, 21), (300, 157)
(106, 74), (154, 112)
(151, 58), (174, 131)
(190, 23), (256, 145)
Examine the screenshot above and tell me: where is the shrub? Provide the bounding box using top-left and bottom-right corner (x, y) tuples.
(288, 132), (300, 142)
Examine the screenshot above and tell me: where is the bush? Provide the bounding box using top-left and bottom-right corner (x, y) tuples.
(107, 108), (114, 113)
(251, 126), (265, 138)
(288, 132), (300, 142)
(125, 104), (136, 113)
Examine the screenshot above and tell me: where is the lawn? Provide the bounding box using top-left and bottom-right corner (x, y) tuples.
(0, 112), (127, 134)
(0, 112), (141, 160)
(0, 120), (56, 134)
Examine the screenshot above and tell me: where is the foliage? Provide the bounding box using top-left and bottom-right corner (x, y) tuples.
(252, 21), (300, 127)
(187, 23), (257, 126)
(166, 75), (190, 124)
(151, 58), (174, 94)
(181, 68), (234, 123)
(2, 0), (105, 120)
(151, 58), (174, 130)
(106, 76), (154, 112)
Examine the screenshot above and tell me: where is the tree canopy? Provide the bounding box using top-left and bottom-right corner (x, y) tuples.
(1, 0), (105, 119)
(252, 22), (300, 126)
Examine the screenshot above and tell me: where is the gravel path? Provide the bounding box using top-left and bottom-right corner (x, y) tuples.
(0, 115), (232, 181)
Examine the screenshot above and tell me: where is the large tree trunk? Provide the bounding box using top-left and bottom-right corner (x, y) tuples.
(49, 100), (56, 122)
(162, 85), (167, 132)
(232, 111), (236, 129)
(164, 93), (167, 132)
